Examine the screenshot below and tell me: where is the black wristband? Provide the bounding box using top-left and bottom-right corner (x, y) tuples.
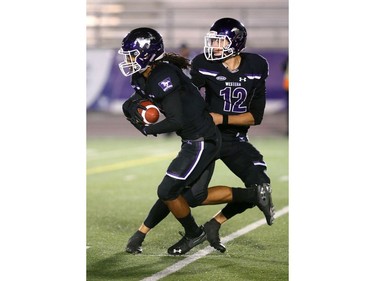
(222, 114), (228, 125)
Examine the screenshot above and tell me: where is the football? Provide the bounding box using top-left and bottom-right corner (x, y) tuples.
(138, 100), (160, 124)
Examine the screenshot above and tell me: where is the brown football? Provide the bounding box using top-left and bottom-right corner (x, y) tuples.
(138, 100), (160, 124)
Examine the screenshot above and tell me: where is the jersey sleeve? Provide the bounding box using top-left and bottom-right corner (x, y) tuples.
(147, 65), (182, 100)
(143, 65), (185, 135)
(190, 55), (206, 89)
(249, 55), (269, 125)
(143, 88), (184, 135)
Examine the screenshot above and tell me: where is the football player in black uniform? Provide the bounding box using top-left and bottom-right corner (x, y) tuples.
(191, 17), (275, 252)
(120, 27), (266, 255)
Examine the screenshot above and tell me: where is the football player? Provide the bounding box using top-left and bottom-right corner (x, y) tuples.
(119, 27), (268, 255)
(190, 17), (275, 251)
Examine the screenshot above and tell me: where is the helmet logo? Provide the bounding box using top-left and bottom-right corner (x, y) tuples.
(231, 27), (240, 34)
(135, 38), (151, 48)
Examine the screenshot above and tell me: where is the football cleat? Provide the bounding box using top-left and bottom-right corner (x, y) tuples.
(203, 219), (226, 253)
(167, 226), (207, 255)
(125, 231), (145, 254)
(256, 183), (275, 225)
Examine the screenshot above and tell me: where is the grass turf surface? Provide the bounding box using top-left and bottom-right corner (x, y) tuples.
(87, 136), (288, 280)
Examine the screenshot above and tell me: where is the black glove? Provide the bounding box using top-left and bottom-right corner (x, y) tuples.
(122, 98), (133, 118)
(127, 117), (147, 136)
(122, 99), (146, 124)
(122, 95), (157, 137)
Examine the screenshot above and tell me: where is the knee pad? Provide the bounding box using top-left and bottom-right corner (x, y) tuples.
(182, 187), (208, 207)
(157, 176), (184, 201)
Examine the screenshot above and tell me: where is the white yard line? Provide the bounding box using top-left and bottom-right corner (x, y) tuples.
(141, 206), (289, 281)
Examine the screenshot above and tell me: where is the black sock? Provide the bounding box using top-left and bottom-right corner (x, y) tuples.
(232, 187), (257, 203)
(135, 230), (146, 240)
(222, 186), (258, 219)
(208, 218), (221, 229)
(221, 202), (251, 220)
(177, 212), (200, 238)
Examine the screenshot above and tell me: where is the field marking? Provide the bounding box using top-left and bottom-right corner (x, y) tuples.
(141, 206), (289, 281)
(87, 146), (177, 161)
(86, 152), (177, 175)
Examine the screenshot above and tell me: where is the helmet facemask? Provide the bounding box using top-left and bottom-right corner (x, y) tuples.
(118, 49), (143, 77)
(204, 31), (234, 61)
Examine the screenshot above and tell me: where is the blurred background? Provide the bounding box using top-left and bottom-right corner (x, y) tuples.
(86, 0), (289, 136)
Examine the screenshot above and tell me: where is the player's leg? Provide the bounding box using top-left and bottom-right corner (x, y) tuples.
(183, 159), (259, 253)
(218, 140), (274, 224)
(182, 160), (257, 206)
(158, 175), (206, 255)
(125, 166), (211, 255)
(159, 138), (220, 255)
(125, 199), (170, 254)
(125, 144), (215, 254)
(203, 141), (274, 251)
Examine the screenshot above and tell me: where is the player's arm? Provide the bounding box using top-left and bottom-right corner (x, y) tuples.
(248, 79), (267, 125)
(211, 79), (267, 126)
(210, 111), (255, 126)
(144, 90), (184, 135)
(211, 88), (265, 126)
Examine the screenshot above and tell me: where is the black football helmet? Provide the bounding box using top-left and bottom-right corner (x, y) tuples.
(118, 27), (165, 76)
(204, 18), (247, 61)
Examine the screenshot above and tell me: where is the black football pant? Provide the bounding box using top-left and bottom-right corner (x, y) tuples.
(219, 139), (270, 219)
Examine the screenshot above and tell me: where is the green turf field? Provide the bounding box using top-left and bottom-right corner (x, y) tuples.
(87, 136), (289, 280)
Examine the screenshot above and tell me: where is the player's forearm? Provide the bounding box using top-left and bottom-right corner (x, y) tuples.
(210, 112), (255, 126)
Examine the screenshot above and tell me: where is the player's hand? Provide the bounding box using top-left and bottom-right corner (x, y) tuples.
(127, 117), (147, 136)
(123, 99), (146, 124)
(122, 93), (140, 118)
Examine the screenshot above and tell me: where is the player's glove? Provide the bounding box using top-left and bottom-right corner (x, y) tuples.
(122, 95), (157, 137)
(127, 116), (148, 136)
(122, 98), (146, 124)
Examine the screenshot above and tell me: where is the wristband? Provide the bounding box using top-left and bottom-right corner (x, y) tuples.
(222, 114), (228, 126)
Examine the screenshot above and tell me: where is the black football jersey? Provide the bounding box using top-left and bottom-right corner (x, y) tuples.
(191, 53), (269, 138)
(131, 62), (216, 140)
